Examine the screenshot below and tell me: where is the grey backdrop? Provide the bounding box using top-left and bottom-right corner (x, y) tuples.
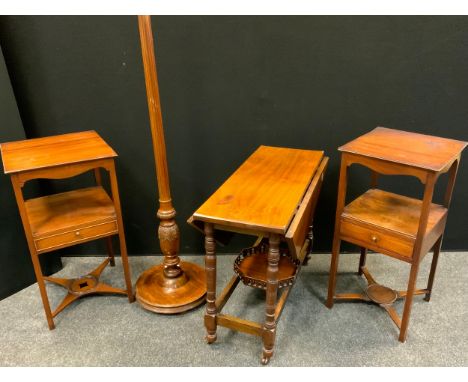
(0, 16), (467, 298)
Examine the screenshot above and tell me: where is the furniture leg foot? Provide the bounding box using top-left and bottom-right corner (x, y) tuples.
(261, 328), (276, 365)
(398, 260), (420, 343)
(398, 332), (407, 343)
(204, 312), (217, 344)
(47, 319), (55, 330)
(205, 333), (217, 344)
(261, 352), (272, 365)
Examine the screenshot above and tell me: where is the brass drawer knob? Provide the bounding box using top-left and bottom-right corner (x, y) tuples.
(371, 234), (378, 243)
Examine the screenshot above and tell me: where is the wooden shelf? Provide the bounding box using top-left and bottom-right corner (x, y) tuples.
(25, 186), (118, 254)
(342, 189), (447, 238)
(341, 189), (447, 260)
(234, 243), (299, 289)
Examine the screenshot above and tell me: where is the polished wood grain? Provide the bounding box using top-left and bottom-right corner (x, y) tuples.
(193, 145), (324, 234)
(26, 187), (119, 255)
(285, 157), (328, 258)
(327, 127), (466, 343)
(191, 148), (327, 365)
(135, 261), (206, 313)
(134, 15), (206, 313)
(2, 131), (134, 330)
(340, 189), (448, 261)
(342, 189), (447, 239)
(1, 130), (116, 174)
(339, 126), (467, 172)
(26, 187), (116, 239)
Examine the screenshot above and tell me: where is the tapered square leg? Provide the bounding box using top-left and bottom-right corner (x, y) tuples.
(424, 236), (442, 302)
(32, 253), (55, 330)
(105, 237), (115, 267)
(358, 247), (367, 275)
(399, 261), (420, 342)
(109, 163), (134, 303)
(326, 237), (341, 309)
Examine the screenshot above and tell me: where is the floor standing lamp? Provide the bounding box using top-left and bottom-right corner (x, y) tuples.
(135, 15), (206, 313)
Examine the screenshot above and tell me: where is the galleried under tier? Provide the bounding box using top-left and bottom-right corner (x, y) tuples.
(234, 242), (300, 290)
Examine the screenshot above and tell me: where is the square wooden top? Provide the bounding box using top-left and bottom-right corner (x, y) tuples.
(192, 145), (324, 234)
(339, 127), (467, 172)
(0, 130), (117, 174)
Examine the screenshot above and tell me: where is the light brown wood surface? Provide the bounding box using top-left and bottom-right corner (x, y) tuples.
(342, 189), (447, 239)
(236, 253), (297, 286)
(339, 126), (467, 172)
(25, 186), (118, 254)
(134, 15), (206, 314)
(2, 131), (134, 329)
(285, 157), (328, 258)
(1, 131), (116, 174)
(26, 186), (117, 238)
(327, 126), (466, 343)
(191, 148), (328, 365)
(193, 145), (324, 234)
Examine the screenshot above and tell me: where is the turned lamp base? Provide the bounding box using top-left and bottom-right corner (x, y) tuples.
(135, 261), (206, 314)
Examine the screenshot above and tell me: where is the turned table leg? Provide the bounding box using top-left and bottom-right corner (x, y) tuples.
(204, 223), (217, 344)
(262, 233), (280, 365)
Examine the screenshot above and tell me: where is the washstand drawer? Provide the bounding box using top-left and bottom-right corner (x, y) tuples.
(340, 219), (414, 260)
(34, 221), (118, 253)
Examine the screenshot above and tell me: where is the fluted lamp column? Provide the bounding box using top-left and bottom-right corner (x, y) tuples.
(135, 15), (206, 313)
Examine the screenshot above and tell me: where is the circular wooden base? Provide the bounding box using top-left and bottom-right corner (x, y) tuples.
(366, 284), (398, 305)
(135, 261), (206, 314)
